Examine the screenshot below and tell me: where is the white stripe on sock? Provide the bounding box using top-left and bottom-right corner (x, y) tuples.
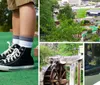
(19, 40), (33, 48)
(13, 39), (19, 44)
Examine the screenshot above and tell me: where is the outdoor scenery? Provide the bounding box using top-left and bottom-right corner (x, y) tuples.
(40, 43), (83, 85)
(40, 0), (100, 42)
(85, 43), (100, 85)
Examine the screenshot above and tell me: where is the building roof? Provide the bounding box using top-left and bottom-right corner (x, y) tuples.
(87, 10), (100, 13)
(49, 55), (83, 64)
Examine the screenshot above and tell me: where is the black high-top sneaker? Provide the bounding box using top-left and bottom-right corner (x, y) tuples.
(0, 44), (20, 60)
(0, 46), (34, 71)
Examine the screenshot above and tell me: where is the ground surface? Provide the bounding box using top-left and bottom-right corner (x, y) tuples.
(85, 72), (100, 85)
(76, 9), (88, 18)
(0, 32), (38, 85)
(76, 8), (100, 18)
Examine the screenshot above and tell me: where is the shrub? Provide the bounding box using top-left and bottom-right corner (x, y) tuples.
(45, 19), (84, 41)
(58, 4), (75, 20)
(80, 20), (91, 25)
(91, 34), (100, 41)
(87, 29), (92, 34)
(40, 45), (56, 66)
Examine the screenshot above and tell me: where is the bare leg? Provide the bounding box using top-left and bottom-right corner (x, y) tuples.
(19, 3), (36, 37)
(12, 9), (20, 36)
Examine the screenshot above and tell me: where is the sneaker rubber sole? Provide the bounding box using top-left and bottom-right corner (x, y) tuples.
(0, 65), (34, 71)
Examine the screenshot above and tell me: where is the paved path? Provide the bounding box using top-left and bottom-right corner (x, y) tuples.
(85, 72), (100, 85)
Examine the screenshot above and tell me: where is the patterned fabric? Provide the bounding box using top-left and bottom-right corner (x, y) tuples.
(7, 0), (35, 10)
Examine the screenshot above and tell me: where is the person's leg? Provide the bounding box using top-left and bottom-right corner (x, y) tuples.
(7, 0), (20, 44)
(0, 1), (36, 71)
(19, 3), (36, 48)
(0, 10), (20, 60)
(12, 9), (20, 44)
(0, 0), (20, 60)
(20, 3), (36, 37)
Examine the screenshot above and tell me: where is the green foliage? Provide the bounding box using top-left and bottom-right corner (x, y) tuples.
(80, 20), (91, 25)
(58, 4), (75, 20)
(40, 44), (83, 84)
(0, 23), (10, 32)
(35, 0), (38, 6)
(40, 45), (56, 66)
(45, 19), (84, 41)
(52, 0), (59, 8)
(91, 34), (100, 41)
(57, 44), (80, 56)
(40, 0), (84, 41)
(87, 29), (92, 34)
(40, 44), (81, 66)
(40, 0), (56, 34)
(0, 0), (12, 31)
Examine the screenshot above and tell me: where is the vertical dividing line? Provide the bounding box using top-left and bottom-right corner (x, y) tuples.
(38, 0), (40, 85)
(83, 42), (85, 85)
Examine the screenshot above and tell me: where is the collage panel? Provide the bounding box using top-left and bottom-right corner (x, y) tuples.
(0, 0), (38, 85)
(40, 0), (100, 42)
(85, 43), (100, 85)
(40, 43), (84, 85)
(1, 0), (100, 85)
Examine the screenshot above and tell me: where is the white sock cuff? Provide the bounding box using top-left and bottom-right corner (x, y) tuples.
(13, 39), (19, 44)
(19, 40), (33, 48)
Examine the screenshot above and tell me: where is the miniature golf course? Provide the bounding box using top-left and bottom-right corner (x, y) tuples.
(82, 26), (100, 41)
(0, 32), (38, 85)
(82, 26), (98, 37)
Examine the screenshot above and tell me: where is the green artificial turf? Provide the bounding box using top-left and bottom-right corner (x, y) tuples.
(0, 32), (38, 85)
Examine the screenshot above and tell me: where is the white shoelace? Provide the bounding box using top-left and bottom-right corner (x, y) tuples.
(2, 48), (21, 63)
(1, 41), (14, 56)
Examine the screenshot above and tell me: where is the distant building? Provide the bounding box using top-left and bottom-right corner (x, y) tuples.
(86, 10), (100, 16)
(58, 0), (82, 6)
(68, 0), (82, 6)
(82, 0), (90, 4)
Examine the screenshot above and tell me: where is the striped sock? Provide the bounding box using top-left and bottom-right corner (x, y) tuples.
(13, 35), (19, 44)
(19, 36), (33, 48)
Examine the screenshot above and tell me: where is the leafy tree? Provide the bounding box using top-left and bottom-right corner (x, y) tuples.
(40, 0), (56, 35)
(40, 45), (56, 66)
(0, 0), (12, 31)
(45, 19), (84, 41)
(58, 4), (75, 20)
(57, 44), (81, 56)
(40, 0), (84, 42)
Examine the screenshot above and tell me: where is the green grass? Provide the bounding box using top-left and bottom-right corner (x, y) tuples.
(76, 8), (100, 18)
(76, 9), (89, 18)
(0, 32), (38, 85)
